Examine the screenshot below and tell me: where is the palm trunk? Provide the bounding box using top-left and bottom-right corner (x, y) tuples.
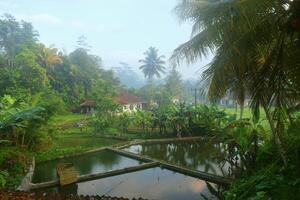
(247, 60), (288, 167)
(239, 103), (244, 119)
(262, 103), (288, 167)
(235, 101), (238, 117)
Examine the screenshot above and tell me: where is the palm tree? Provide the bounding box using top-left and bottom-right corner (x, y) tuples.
(36, 43), (62, 70)
(36, 43), (63, 88)
(172, 0), (300, 166)
(139, 47), (166, 80)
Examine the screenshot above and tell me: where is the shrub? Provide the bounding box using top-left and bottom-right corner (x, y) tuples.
(0, 147), (28, 189)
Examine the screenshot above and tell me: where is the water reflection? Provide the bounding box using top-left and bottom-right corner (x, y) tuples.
(32, 151), (143, 183)
(124, 140), (229, 176)
(35, 167), (219, 200)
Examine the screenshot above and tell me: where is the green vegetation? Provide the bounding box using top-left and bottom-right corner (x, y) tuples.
(1, 1), (300, 199)
(171, 0), (300, 199)
(0, 14), (120, 188)
(0, 147), (28, 188)
(33, 114), (123, 161)
(50, 114), (89, 126)
(33, 134), (121, 162)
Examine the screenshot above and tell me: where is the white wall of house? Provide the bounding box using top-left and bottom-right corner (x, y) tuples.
(172, 98), (180, 104)
(121, 103), (143, 113)
(80, 106), (95, 114)
(220, 99), (235, 107)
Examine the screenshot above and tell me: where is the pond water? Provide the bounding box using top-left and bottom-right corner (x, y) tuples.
(34, 167), (219, 200)
(123, 140), (229, 176)
(32, 150), (143, 183)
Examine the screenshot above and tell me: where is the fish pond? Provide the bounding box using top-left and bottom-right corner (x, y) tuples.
(32, 150), (143, 183)
(124, 139), (229, 176)
(32, 139), (227, 199)
(34, 167), (219, 200)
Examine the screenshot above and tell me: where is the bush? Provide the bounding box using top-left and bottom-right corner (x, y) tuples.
(0, 147), (28, 189)
(224, 119), (300, 200)
(32, 90), (66, 120)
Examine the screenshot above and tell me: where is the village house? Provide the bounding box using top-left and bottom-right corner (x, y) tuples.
(115, 91), (144, 113)
(79, 92), (144, 114)
(79, 100), (96, 114)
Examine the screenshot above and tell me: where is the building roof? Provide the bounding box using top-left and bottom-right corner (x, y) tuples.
(80, 100), (96, 107)
(116, 91), (143, 105)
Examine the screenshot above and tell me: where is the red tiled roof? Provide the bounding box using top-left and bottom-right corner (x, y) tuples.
(115, 92), (142, 105)
(80, 100), (96, 107)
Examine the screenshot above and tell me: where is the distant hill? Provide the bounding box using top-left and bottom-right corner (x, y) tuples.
(112, 63), (145, 88)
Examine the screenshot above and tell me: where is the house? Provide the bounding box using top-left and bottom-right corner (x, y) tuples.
(219, 97), (235, 107)
(115, 91), (144, 113)
(219, 97), (251, 107)
(172, 97), (180, 104)
(79, 100), (96, 114)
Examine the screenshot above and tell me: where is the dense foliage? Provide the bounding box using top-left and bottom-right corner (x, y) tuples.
(172, 0), (300, 199)
(0, 1), (299, 198)
(0, 14), (121, 188)
(0, 15), (120, 110)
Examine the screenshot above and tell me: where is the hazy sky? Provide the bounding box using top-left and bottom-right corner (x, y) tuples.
(0, 0), (212, 79)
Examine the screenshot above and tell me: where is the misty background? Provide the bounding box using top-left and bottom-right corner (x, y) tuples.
(0, 0), (213, 87)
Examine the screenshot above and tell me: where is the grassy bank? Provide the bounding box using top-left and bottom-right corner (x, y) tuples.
(32, 114), (124, 162)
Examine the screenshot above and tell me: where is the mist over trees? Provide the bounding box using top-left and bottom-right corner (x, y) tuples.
(0, 14), (120, 110)
(112, 62), (145, 88)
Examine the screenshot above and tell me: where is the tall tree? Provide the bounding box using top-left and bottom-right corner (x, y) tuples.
(14, 47), (48, 95)
(165, 68), (184, 99)
(36, 43), (62, 70)
(172, 0), (300, 166)
(0, 14), (38, 63)
(76, 35), (92, 52)
(69, 48), (102, 98)
(139, 47), (166, 80)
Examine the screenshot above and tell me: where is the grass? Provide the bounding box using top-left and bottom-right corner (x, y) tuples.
(54, 134), (120, 148)
(49, 113), (91, 126)
(223, 107), (271, 131)
(34, 132), (123, 161)
(33, 113), (123, 161)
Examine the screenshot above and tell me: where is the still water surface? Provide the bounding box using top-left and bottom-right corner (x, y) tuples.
(35, 167), (218, 200)
(32, 141), (226, 199)
(124, 140), (228, 176)
(32, 150), (143, 183)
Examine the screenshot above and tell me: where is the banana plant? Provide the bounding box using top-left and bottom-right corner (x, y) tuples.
(0, 106), (45, 146)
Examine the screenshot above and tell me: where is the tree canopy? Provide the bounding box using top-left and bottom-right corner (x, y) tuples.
(172, 0), (300, 167)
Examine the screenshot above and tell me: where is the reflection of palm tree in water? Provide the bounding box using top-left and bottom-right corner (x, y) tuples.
(139, 141), (227, 175)
(97, 151), (122, 170)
